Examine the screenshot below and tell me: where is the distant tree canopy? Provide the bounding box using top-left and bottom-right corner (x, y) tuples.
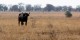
(26, 4), (32, 11)
(67, 6), (73, 11)
(10, 5), (19, 11)
(0, 3), (80, 12)
(0, 4), (8, 11)
(44, 4), (55, 11)
(33, 5), (42, 11)
(55, 6), (62, 11)
(18, 3), (25, 12)
(76, 5), (80, 11)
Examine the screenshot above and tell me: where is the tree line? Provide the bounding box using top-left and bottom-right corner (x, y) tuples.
(0, 3), (80, 12)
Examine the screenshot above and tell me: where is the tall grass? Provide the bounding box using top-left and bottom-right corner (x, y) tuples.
(0, 12), (80, 40)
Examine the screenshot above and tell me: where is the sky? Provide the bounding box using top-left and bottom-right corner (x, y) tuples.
(0, 0), (80, 8)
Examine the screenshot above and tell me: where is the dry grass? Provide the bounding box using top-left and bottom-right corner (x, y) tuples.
(0, 12), (80, 40)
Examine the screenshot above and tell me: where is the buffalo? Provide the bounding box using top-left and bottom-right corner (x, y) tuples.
(18, 12), (30, 26)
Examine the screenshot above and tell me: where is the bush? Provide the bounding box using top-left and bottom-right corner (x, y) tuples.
(65, 11), (72, 17)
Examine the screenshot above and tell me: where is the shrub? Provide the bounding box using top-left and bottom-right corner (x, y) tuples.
(65, 11), (72, 17)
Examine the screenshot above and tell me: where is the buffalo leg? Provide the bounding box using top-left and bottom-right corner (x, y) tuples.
(18, 21), (20, 25)
(21, 21), (24, 25)
(25, 21), (27, 25)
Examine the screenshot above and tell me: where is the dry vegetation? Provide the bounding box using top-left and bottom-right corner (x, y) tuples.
(0, 12), (80, 40)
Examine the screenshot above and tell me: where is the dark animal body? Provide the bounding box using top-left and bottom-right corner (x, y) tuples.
(18, 12), (30, 26)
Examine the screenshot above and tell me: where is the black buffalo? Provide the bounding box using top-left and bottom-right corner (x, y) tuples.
(18, 12), (30, 25)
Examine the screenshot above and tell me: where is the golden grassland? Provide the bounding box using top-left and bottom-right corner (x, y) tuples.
(0, 12), (80, 40)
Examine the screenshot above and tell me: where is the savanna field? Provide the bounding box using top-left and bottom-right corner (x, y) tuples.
(0, 12), (80, 40)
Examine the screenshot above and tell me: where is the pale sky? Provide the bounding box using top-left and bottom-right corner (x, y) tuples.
(0, 0), (80, 8)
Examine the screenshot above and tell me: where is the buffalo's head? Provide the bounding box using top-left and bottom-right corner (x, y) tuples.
(19, 12), (30, 17)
